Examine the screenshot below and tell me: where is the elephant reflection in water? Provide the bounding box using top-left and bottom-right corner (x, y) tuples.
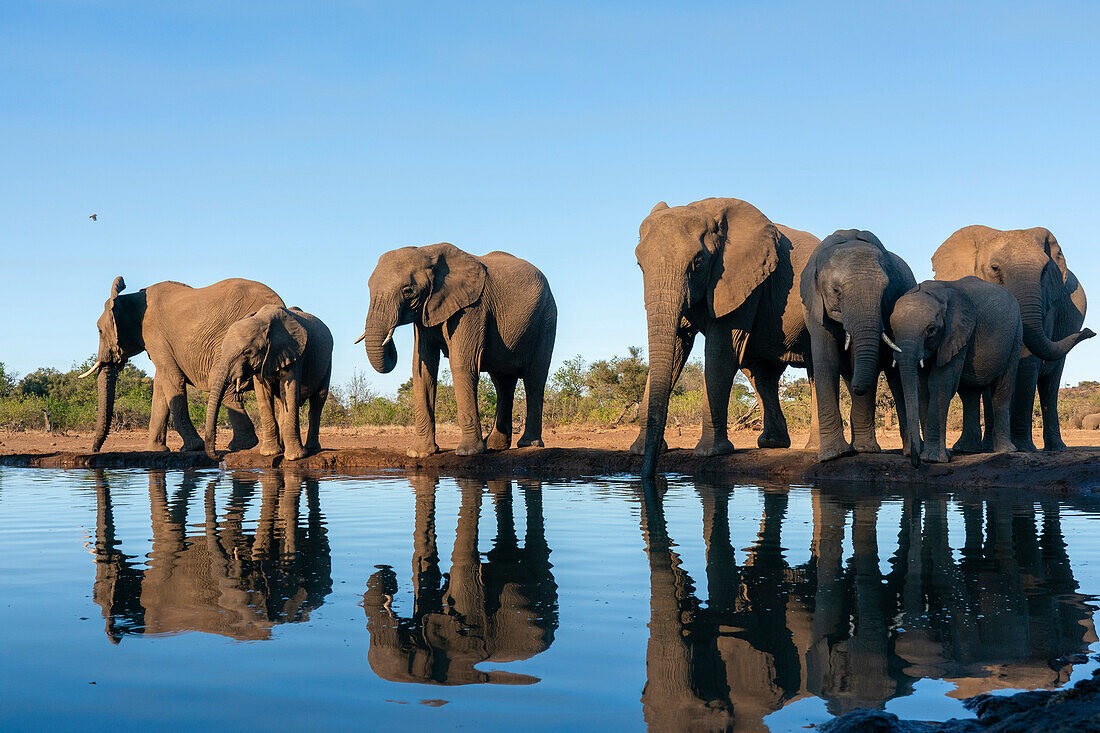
(89, 469), (331, 642)
(362, 475), (558, 685)
(637, 481), (1097, 732)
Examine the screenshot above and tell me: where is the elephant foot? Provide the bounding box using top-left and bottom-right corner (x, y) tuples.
(283, 446), (308, 461)
(305, 440), (322, 453)
(951, 434), (986, 454)
(852, 437), (881, 454)
(487, 430), (512, 451)
(920, 446), (951, 464)
(693, 436), (735, 458)
(143, 441), (170, 453)
(228, 433), (259, 451)
(259, 442), (282, 457)
(1043, 436), (1069, 452)
(818, 438), (855, 462)
(517, 435), (544, 448)
(630, 435), (668, 456)
(757, 431), (791, 449)
(1013, 435), (1039, 452)
(406, 442), (439, 458)
(803, 435), (819, 450)
(992, 437), (1017, 454)
(455, 438), (487, 457)
(180, 438), (205, 453)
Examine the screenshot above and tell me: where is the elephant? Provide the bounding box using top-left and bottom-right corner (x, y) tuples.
(82, 276), (284, 453)
(358, 243), (556, 457)
(204, 305), (333, 461)
(800, 230), (917, 461)
(932, 226), (1093, 451)
(889, 277), (1022, 466)
(1083, 413), (1100, 430)
(631, 198), (821, 477)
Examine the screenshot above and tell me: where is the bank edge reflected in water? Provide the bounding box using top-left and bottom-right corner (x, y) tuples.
(30, 469), (1100, 730)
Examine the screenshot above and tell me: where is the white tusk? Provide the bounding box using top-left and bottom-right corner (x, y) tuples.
(381, 328), (395, 347)
(892, 358), (897, 368)
(353, 332), (367, 345)
(844, 332), (851, 351)
(77, 361), (103, 379)
(881, 332), (903, 353)
(235, 377), (244, 393)
(919, 358), (925, 368)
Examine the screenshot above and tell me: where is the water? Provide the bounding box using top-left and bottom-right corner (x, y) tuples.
(0, 467), (1098, 732)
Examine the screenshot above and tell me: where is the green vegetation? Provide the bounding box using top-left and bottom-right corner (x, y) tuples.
(0, 354), (1097, 436)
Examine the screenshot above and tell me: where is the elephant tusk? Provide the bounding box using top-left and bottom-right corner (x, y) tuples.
(77, 361), (103, 379)
(353, 332), (367, 345)
(881, 332), (903, 353)
(844, 332), (851, 351)
(234, 377), (244, 393)
(381, 328), (395, 347)
(892, 358), (897, 368)
(919, 358), (925, 369)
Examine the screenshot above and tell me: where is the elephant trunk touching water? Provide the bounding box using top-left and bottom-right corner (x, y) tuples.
(92, 363), (118, 452)
(202, 361), (236, 456)
(641, 278), (688, 478)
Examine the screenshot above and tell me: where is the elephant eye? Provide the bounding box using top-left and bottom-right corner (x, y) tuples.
(402, 285), (415, 298)
(989, 263), (1000, 272)
(692, 254), (704, 269)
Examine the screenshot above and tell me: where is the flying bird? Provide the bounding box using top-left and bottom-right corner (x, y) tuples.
(89, 213), (98, 221)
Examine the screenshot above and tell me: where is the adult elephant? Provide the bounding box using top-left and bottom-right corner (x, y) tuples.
(82, 277), (284, 452)
(1083, 413), (1100, 430)
(800, 230), (916, 461)
(932, 226), (1093, 451)
(631, 198), (820, 478)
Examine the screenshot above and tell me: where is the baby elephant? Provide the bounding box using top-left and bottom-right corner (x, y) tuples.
(889, 277), (1022, 466)
(205, 305), (333, 461)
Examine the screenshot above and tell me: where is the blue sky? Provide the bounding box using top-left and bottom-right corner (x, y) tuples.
(2, 1), (1098, 394)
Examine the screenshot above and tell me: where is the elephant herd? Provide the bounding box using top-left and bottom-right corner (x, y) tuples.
(83, 196), (1092, 476)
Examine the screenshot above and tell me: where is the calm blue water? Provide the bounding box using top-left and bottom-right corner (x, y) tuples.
(0, 467), (1098, 732)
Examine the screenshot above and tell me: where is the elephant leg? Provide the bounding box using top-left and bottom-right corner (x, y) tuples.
(279, 377), (307, 461)
(254, 379), (282, 456)
(518, 363), (549, 448)
(804, 369), (820, 450)
(146, 377), (170, 452)
(1038, 360), (1067, 452)
(744, 362), (790, 449)
(487, 373), (517, 450)
(163, 369), (204, 452)
(921, 363), (963, 463)
(224, 389), (259, 452)
(848, 376), (880, 454)
(630, 326), (695, 455)
(304, 384), (327, 453)
(409, 327), (441, 458)
(810, 331), (853, 461)
(990, 367), (1018, 454)
(451, 361), (486, 456)
(979, 389), (996, 451)
(952, 388), (985, 454)
(884, 367), (911, 455)
(695, 326), (744, 457)
(1011, 356), (1040, 452)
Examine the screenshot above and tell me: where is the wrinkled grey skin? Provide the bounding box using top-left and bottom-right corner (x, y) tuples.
(360, 243), (556, 458)
(1083, 413), (1100, 430)
(932, 226), (1093, 452)
(800, 230), (917, 462)
(205, 305), (332, 461)
(86, 277), (284, 453)
(630, 198), (821, 478)
(890, 278), (1022, 466)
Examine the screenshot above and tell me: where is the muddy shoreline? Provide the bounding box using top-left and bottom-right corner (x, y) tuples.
(2, 441), (1099, 495)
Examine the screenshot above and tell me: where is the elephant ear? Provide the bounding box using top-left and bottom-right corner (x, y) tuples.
(1032, 227), (1069, 281)
(422, 243), (487, 328)
(261, 307), (308, 378)
(693, 198), (779, 319)
(937, 288), (977, 367)
(932, 226), (989, 281)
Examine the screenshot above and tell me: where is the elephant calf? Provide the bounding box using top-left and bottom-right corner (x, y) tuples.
(889, 278), (1022, 466)
(205, 305), (333, 461)
(359, 243), (556, 457)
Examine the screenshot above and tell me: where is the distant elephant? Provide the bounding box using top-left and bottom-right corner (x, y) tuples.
(82, 277), (284, 453)
(358, 243), (556, 457)
(932, 226), (1093, 451)
(631, 198), (821, 477)
(889, 278), (1022, 466)
(801, 230), (917, 461)
(204, 305), (333, 461)
(1083, 413), (1100, 430)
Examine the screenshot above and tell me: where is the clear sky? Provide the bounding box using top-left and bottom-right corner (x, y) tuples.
(2, 1), (1098, 395)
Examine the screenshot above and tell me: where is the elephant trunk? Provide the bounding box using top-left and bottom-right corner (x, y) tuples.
(204, 359), (232, 460)
(900, 358), (922, 467)
(845, 295), (885, 396)
(641, 277), (686, 478)
(91, 364), (118, 453)
(361, 297), (399, 374)
(1008, 277), (1091, 361)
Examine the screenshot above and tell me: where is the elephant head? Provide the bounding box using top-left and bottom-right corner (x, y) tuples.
(357, 243), (486, 373)
(204, 305), (307, 458)
(889, 283), (978, 466)
(635, 198), (781, 477)
(807, 230), (906, 397)
(83, 276), (147, 452)
(932, 226), (1093, 361)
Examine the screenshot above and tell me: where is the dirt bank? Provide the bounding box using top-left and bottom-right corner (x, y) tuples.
(2, 426), (1098, 494)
